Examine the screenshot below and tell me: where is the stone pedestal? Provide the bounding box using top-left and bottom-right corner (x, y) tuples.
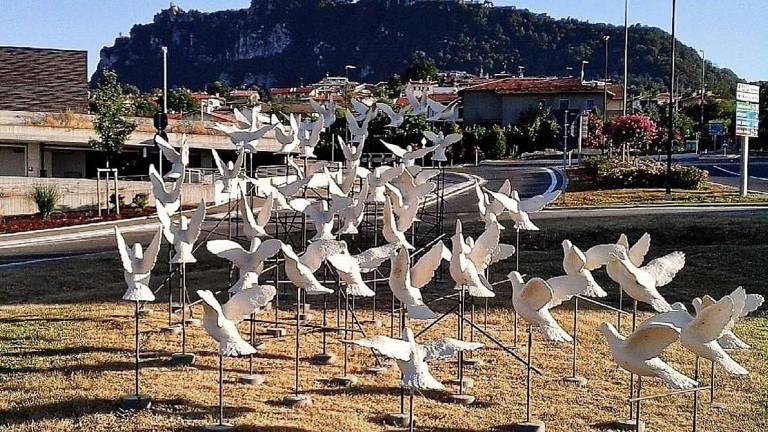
(159, 325), (181, 335)
(265, 327), (286, 337)
(446, 394), (475, 405)
(311, 353), (337, 366)
(283, 394), (312, 409)
(237, 374), (265, 386)
(384, 413), (412, 428)
(329, 375), (358, 387)
(509, 421), (545, 432)
(204, 423), (234, 431)
(610, 419), (645, 432)
(563, 376), (588, 387)
(169, 352), (196, 366)
(120, 394), (151, 411)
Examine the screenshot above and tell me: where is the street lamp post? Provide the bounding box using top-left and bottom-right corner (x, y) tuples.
(160, 46), (168, 174)
(343, 65), (357, 162)
(623, 0), (629, 115)
(603, 35), (610, 156)
(699, 49), (706, 153)
(665, 0), (677, 198)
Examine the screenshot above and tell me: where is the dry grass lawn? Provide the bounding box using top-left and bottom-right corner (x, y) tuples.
(1, 214), (767, 431)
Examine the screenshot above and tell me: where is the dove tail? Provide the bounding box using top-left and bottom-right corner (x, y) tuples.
(650, 297), (673, 312)
(406, 304), (437, 321)
(718, 333), (750, 351)
(539, 322), (573, 343)
(656, 366), (698, 390)
(715, 351), (749, 376)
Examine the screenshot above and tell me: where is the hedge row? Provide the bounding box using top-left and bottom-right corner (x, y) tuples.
(583, 157), (709, 190)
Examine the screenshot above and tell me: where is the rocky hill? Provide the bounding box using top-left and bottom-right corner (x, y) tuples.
(94, 0), (740, 95)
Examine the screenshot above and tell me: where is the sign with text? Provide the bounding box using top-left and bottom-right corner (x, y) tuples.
(736, 100), (759, 138)
(708, 121), (724, 136)
(737, 83), (760, 104)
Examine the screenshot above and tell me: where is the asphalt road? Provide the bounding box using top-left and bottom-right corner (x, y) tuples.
(684, 156), (768, 192)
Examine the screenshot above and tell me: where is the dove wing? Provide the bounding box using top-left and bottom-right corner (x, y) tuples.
(520, 278), (554, 311)
(643, 252), (685, 287)
(422, 338), (483, 362)
(411, 242), (448, 289)
(222, 285), (277, 323)
(114, 226), (134, 273)
(625, 323), (681, 360)
(629, 233), (651, 266)
(351, 336), (412, 362)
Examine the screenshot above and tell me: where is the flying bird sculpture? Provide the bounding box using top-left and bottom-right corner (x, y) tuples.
(611, 248), (685, 312)
(389, 242), (451, 320)
(449, 220), (495, 298)
(212, 148), (245, 194)
(157, 199), (207, 264)
(376, 102), (412, 128)
(422, 131), (462, 163)
(115, 226), (163, 301)
(154, 134), (189, 180)
(693, 287), (764, 350)
(508, 271), (573, 343)
(149, 164), (183, 215)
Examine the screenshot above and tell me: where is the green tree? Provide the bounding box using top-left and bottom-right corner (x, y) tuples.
(166, 88), (199, 113)
(89, 70), (136, 167)
(506, 106), (561, 154)
(481, 125), (508, 159)
(132, 95), (160, 118)
(206, 80), (231, 99)
(403, 51), (438, 82)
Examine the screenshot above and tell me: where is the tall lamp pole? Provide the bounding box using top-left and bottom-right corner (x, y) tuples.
(160, 46), (168, 173)
(665, 0), (677, 198)
(623, 0), (629, 115)
(603, 35), (610, 155)
(343, 65), (357, 162)
(699, 49), (706, 153)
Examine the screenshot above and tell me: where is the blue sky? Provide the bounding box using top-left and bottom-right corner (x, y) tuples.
(0, 1), (765, 81)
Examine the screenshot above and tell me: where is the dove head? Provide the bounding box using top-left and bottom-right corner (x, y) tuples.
(598, 322), (621, 342)
(227, 161), (234, 171)
(180, 215), (190, 230)
(132, 243), (144, 259)
(507, 271), (525, 292)
(561, 239), (573, 253)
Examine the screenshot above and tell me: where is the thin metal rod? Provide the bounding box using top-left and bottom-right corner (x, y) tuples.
(294, 287), (301, 396)
(322, 294), (328, 354)
(181, 263), (187, 354)
(709, 360), (716, 404)
(570, 297), (578, 378)
(457, 287), (465, 395)
(618, 286), (623, 334)
(635, 377), (642, 432)
(218, 353), (225, 425)
(628, 300), (637, 418)
(693, 357), (700, 432)
(628, 386), (711, 403)
(248, 312), (255, 374)
(459, 311), (541, 375)
(408, 388), (415, 432)
(525, 324), (533, 423)
(134, 300), (140, 396)
(577, 295), (631, 315)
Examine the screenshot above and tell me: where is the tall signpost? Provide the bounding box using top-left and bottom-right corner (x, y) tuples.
(736, 83), (760, 197)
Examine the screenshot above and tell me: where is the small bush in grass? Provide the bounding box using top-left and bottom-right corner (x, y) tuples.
(583, 156), (708, 190)
(132, 193), (150, 209)
(110, 193), (125, 207)
(30, 184), (61, 218)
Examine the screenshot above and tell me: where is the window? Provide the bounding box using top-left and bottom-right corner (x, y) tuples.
(585, 99), (595, 110)
(559, 99), (570, 110)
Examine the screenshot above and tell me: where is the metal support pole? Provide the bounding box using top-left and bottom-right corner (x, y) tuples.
(693, 357), (700, 432)
(294, 287), (301, 396)
(181, 263), (187, 354)
(665, 0), (677, 197)
(525, 324), (533, 423)
(635, 377), (642, 432)
(408, 388), (415, 432)
(740, 136), (749, 197)
(218, 353), (225, 426)
(134, 300), (140, 396)
(623, 0), (629, 116)
(571, 297), (578, 378)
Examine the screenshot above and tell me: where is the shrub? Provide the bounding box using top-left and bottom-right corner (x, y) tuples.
(583, 156), (708, 190)
(30, 184), (61, 218)
(110, 193), (126, 207)
(132, 193), (150, 209)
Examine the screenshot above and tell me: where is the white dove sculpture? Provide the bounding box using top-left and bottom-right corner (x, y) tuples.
(345, 108), (373, 144)
(599, 320), (698, 390)
(382, 140), (436, 168)
(449, 220), (495, 298)
(154, 134), (189, 180)
(297, 116), (324, 158)
(274, 113), (300, 154)
(115, 226), (163, 302)
(562, 240), (607, 298)
(383, 195), (414, 250)
(484, 186), (539, 231)
(290, 198), (336, 241)
(309, 98), (337, 128)
(215, 108), (276, 152)
(611, 248), (685, 312)
(206, 238), (283, 287)
(367, 164), (405, 203)
(389, 242), (451, 320)
(584, 233), (651, 283)
(387, 171), (435, 232)
(652, 299), (749, 376)
(405, 86), (428, 116)
(350, 327), (483, 391)
(281, 243), (334, 295)
(157, 199), (207, 264)
(422, 131), (462, 163)
(426, 98), (459, 122)
(350, 99), (374, 121)
(693, 287), (764, 350)
(332, 179), (369, 235)
(507, 271), (572, 342)
(198, 288), (276, 356)
(212, 148), (245, 194)
(238, 189), (273, 239)
(338, 136), (365, 170)
(149, 164), (183, 215)
(376, 102), (412, 128)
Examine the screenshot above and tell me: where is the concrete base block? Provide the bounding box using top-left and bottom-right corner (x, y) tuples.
(283, 394), (312, 409)
(509, 421), (546, 432)
(120, 394), (151, 410)
(609, 419), (645, 432)
(296, 313), (313, 322)
(383, 412), (413, 428)
(463, 357), (484, 366)
(237, 374), (265, 386)
(446, 393), (475, 405)
(448, 377), (474, 389)
(563, 376), (588, 387)
(311, 353), (337, 366)
(169, 352), (196, 366)
(204, 423), (234, 431)
(329, 375), (358, 387)
(265, 327), (286, 338)
(364, 365), (389, 375)
(138, 352), (161, 362)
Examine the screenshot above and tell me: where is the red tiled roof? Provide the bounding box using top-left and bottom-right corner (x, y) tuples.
(463, 78), (610, 95)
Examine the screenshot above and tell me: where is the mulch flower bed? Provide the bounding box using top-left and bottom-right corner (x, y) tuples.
(0, 208), (156, 234)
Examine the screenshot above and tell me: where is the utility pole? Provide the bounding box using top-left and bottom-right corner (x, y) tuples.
(160, 46), (168, 174)
(699, 49), (706, 153)
(603, 35), (610, 156)
(623, 0), (629, 115)
(665, 0), (676, 198)
(563, 110), (570, 171)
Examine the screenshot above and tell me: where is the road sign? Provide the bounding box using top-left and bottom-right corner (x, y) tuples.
(736, 100), (759, 138)
(708, 121), (724, 136)
(737, 83), (760, 103)
(580, 113), (589, 139)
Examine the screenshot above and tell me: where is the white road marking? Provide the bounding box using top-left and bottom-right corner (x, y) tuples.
(543, 168), (559, 194)
(712, 165), (768, 181)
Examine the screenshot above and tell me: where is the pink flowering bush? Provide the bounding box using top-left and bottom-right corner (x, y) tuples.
(609, 115), (657, 154)
(584, 157), (708, 190)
